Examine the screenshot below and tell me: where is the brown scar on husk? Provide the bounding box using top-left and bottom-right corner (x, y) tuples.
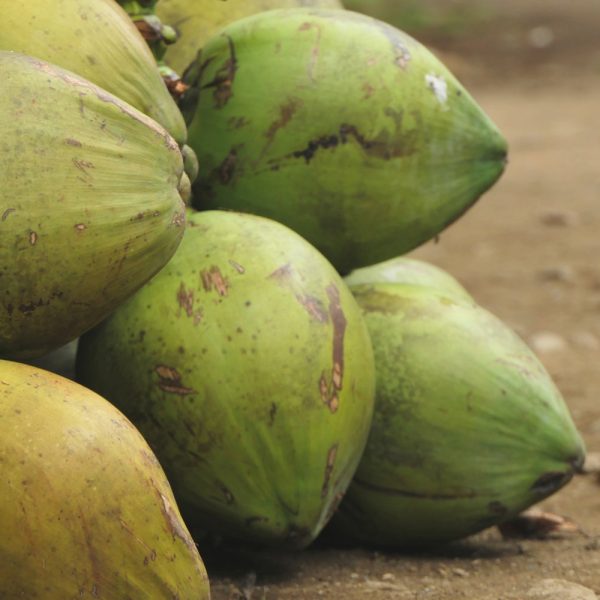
(268, 402), (278, 426)
(319, 284), (347, 412)
(321, 444), (339, 498)
(258, 98), (303, 160)
(374, 20), (412, 69)
(269, 263), (293, 282)
(18, 290), (63, 315)
(172, 210), (185, 228)
(269, 263), (329, 323)
(177, 282), (194, 316)
(72, 158), (95, 177)
(325, 491), (346, 522)
(216, 480), (235, 504)
(176, 282), (203, 325)
(274, 115), (417, 165)
(265, 99), (302, 141)
(228, 115), (250, 130)
(297, 20), (323, 82)
(78, 507), (102, 596)
(65, 138), (82, 147)
(1, 208), (15, 221)
(218, 148), (238, 184)
(74, 223), (87, 231)
(362, 82), (376, 99)
(28, 231), (38, 246)
(155, 365), (196, 395)
(201, 266), (229, 296)
(229, 260), (245, 274)
(201, 34), (238, 108)
(151, 483), (197, 554)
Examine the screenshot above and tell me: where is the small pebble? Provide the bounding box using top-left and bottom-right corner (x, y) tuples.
(382, 573), (395, 581)
(538, 265), (575, 283)
(453, 568), (469, 578)
(583, 452), (600, 474)
(527, 25), (555, 49)
(571, 332), (600, 351)
(540, 209), (580, 227)
(526, 578), (597, 599)
(529, 331), (568, 354)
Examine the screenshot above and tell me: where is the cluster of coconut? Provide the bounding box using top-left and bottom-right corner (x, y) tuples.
(0, 1), (583, 597)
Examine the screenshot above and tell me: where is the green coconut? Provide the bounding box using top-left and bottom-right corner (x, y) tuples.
(345, 256), (473, 301)
(0, 359), (210, 598)
(156, 0), (344, 74)
(0, 0), (186, 144)
(183, 8), (507, 273)
(0, 52), (186, 359)
(330, 283), (585, 547)
(77, 210), (375, 549)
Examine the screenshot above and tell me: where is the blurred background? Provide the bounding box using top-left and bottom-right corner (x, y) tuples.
(346, 0), (600, 88)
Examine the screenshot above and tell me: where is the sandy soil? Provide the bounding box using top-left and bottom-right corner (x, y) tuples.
(204, 1), (600, 598)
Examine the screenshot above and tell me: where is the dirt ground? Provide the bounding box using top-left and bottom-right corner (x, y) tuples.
(203, 1), (600, 598)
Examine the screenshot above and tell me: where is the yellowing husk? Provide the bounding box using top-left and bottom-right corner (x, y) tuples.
(0, 52), (186, 359)
(0, 359), (210, 599)
(0, 0), (186, 143)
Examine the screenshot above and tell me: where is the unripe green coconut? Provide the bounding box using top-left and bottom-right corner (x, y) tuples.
(183, 8), (507, 273)
(77, 210), (375, 549)
(0, 359), (210, 599)
(156, 0), (344, 74)
(330, 283), (585, 547)
(345, 256), (472, 301)
(0, 52), (186, 359)
(0, 0), (186, 144)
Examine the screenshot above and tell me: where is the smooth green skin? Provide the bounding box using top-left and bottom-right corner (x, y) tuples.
(77, 210), (375, 549)
(184, 8), (507, 274)
(331, 284), (585, 547)
(156, 0), (344, 74)
(0, 53), (186, 359)
(0, 360), (210, 599)
(345, 256), (473, 301)
(0, 0), (187, 144)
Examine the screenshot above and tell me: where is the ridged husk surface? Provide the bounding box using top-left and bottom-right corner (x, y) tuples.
(77, 210), (375, 549)
(345, 256), (473, 301)
(0, 360), (210, 599)
(157, 0), (344, 74)
(184, 8), (507, 273)
(331, 283), (585, 547)
(0, 52), (186, 359)
(0, 0), (186, 144)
